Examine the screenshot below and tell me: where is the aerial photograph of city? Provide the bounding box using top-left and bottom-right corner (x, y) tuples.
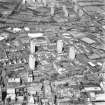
(0, 0), (105, 105)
